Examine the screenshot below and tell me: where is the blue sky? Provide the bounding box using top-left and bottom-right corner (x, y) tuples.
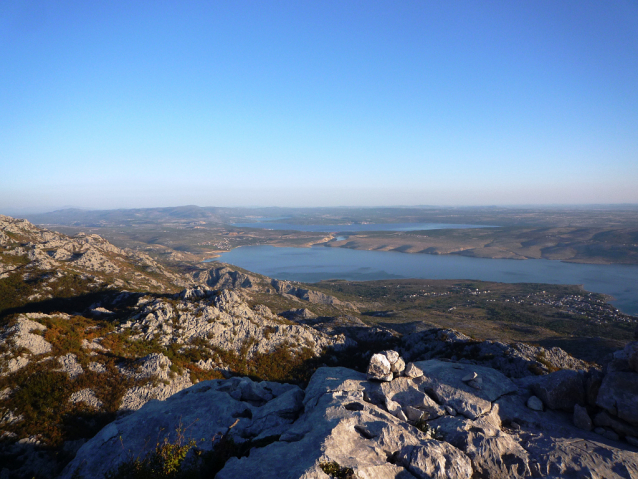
(1, 1), (637, 213)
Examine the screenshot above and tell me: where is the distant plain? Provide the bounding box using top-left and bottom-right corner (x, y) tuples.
(29, 205), (638, 265)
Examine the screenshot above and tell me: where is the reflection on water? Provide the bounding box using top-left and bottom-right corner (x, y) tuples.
(213, 245), (638, 316)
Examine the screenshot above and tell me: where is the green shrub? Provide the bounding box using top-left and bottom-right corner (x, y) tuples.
(103, 420), (280, 479)
(4, 367), (71, 445)
(319, 461), (357, 478)
(104, 426), (197, 479)
(414, 413), (444, 440)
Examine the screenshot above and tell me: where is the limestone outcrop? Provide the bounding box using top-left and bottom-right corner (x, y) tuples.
(61, 360), (638, 479)
(501, 341), (638, 450)
(191, 264), (257, 290)
(271, 279), (359, 311)
(0, 214), (186, 292)
(60, 376), (305, 479)
(400, 328), (592, 377)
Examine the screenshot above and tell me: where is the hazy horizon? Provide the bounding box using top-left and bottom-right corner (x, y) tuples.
(5, 202), (638, 219)
(2, 1), (637, 212)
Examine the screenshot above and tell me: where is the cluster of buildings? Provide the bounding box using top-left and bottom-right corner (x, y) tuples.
(510, 291), (636, 325)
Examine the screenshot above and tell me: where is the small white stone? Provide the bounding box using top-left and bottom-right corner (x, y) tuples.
(461, 372), (478, 382)
(391, 357), (406, 375)
(382, 350), (400, 364)
(526, 395), (544, 411)
(368, 353), (393, 382)
(403, 362), (424, 378)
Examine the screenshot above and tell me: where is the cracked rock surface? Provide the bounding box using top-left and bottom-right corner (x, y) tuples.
(60, 364), (638, 479)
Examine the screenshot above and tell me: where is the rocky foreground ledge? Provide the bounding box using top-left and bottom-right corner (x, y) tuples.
(61, 352), (638, 479)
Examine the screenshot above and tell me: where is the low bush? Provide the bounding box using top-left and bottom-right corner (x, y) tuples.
(103, 420), (280, 479)
(319, 461), (357, 479)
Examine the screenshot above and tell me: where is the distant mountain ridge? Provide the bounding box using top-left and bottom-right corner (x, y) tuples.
(26, 205), (225, 226)
(24, 204), (638, 229)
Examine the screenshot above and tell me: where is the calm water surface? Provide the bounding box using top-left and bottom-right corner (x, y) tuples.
(214, 245), (638, 316)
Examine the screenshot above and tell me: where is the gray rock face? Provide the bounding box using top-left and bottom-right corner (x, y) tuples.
(117, 353), (193, 411)
(191, 264), (256, 290)
(278, 308), (317, 321)
(1, 318), (51, 356)
(624, 342), (638, 373)
(497, 387), (638, 478)
(401, 328), (591, 378)
(427, 408), (532, 479)
(454, 420), (531, 478)
(593, 411), (638, 438)
(531, 369), (585, 411)
(596, 370), (638, 426)
(413, 360), (517, 419)
(59, 365), (638, 479)
(0, 317), (53, 375)
(366, 377), (446, 420)
(397, 441), (473, 479)
(0, 215), (186, 290)
(573, 404), (592, 431)
(69, 389), (103, 409)
(56, 353), (84, 379)
(585, 369), (604, 406)
(59, 377), (304, 479)
(218, 367), (435, 479)
(520, 430), (631, 477)
(271, 279), (358, 310)
(367, 350), (407, 382)
(121, 288), (352, 363)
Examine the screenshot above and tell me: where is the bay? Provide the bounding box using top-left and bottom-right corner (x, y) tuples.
(214, 245), (638, 316)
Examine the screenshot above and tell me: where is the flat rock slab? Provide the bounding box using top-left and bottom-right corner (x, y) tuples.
(520, 431), (638, 478)
(303, 366), (367, 407)
(413, 360), (517, 419)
